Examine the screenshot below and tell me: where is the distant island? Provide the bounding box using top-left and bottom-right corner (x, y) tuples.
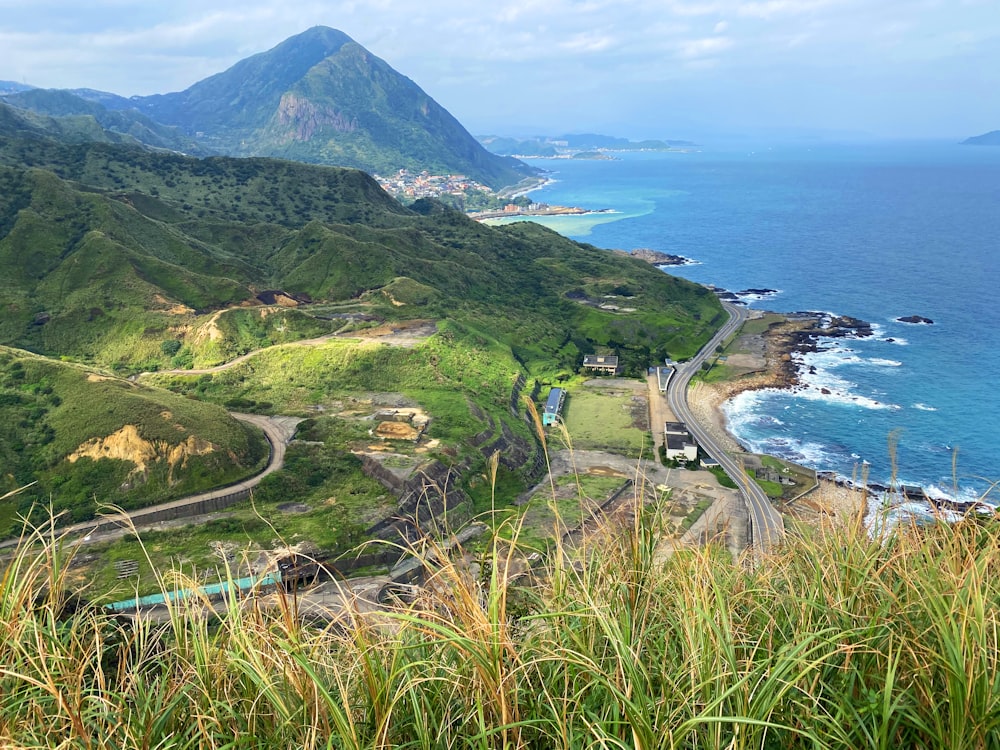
(478, 132), (698, 159)
(962, 130), (1000, 146)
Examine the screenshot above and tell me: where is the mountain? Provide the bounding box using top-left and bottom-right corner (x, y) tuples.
(2, 89), (211, 154)
(128, 26), (533, 188)
(0, 80), (35, 96)
(963, 130), (1000, 145)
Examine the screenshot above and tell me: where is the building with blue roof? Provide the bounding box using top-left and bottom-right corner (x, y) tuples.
(542, 387), (566, 426)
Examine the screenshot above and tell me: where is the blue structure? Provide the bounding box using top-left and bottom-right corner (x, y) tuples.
(105, 571), (282, 613)
(542, 388), (566, 426)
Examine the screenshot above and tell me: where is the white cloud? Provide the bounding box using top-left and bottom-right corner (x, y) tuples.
(676, 35), (734, 59)
(558, 32), (616, 54)
(0, 0), (998, 136)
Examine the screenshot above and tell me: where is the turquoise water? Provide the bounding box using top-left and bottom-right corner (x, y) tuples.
(512, 144), (1000, 502)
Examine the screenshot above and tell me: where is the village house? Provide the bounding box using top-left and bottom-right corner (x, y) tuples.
(582, 354), (619, 375)
(664, 421), (698, 463)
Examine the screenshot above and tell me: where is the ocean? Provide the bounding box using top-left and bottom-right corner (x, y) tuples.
(500, 143), (1000, 508)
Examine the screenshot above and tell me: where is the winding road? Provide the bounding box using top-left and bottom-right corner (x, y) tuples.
(665, 301), (785, 553)
(0, 414), (300, 550)
(3, 320), (439, 551)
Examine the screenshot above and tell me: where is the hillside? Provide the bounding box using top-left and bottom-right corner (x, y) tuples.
(0, 347), (267, 534)
(0, 133), (722, 374)
(963, 129), (1000, 145)
(127, 26), (533, 188)
(2, 89), (210, 155)
(0, 100), (138, 146)
(0, 128), (722, 590)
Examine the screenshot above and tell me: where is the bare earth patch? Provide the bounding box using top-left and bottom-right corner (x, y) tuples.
(66, 425), (216, 482)
(341, 319), (437, 348)
(374, 421), (421, 440)
(586, 466), (629, 478)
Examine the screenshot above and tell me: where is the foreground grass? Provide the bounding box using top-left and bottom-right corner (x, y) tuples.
(3, 500), (1000, 748)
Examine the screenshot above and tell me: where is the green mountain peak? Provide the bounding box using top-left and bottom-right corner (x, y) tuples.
(129, 27), (532, 188)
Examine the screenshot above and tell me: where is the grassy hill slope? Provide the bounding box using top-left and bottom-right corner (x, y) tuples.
(0, 134), (722, 374)
(0, 347), (267, 534)
(2, 89), (211, 155)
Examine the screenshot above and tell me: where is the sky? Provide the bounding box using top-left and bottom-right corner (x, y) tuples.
(1, 0), (999, 141)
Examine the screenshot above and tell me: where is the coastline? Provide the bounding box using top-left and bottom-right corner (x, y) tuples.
(687, 311), (868, 526)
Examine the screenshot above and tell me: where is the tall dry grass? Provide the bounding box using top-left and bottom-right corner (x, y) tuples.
(2, 478), (1000, 748)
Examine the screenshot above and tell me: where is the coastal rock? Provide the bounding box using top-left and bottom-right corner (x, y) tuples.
(763, 312), (875, 389)
(711, 287), (779, 303)
(628, 248), (694, 266)
(896, 315), (934, 325)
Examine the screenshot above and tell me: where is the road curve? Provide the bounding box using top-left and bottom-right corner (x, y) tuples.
(0, 414), (300, 549)
(666, 301), (785, 553)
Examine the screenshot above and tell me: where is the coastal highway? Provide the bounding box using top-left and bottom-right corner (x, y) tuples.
(666, 301), (785, 553)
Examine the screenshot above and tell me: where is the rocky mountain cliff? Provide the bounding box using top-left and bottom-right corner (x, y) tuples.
(3, 28), (534, 188)
(129, 26), (533, 188)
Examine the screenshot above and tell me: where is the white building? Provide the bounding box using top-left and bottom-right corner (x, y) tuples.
(664, 422), (698, 462)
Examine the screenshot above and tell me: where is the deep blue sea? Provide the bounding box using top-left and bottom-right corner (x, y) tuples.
(503, 143), (1000, 506)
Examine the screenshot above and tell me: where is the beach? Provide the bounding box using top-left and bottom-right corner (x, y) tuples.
(687, 314), (867, 528)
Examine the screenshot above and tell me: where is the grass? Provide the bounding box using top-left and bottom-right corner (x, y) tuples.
(5, 478), (1000, 748)
(708, 465), (738, 489)
(681, 497), (715, 531)
(0, 347), (268, 533)
(558, 385), (648, 454)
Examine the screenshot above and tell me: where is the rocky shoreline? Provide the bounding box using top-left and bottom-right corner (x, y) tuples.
(625, 248), (697, 266)
(687, 311), (873, 525)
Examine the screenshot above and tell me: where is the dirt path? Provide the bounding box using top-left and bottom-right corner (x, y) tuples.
(145, 320), (438, 378)
(647, 371), (677, 456)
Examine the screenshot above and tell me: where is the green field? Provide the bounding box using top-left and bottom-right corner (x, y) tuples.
(558, 385), (650, 455)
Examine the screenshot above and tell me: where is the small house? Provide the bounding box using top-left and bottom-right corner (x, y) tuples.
(582, 354), (620, 375)
(542, 387), (566, 426)
(664, 421), (698, 462)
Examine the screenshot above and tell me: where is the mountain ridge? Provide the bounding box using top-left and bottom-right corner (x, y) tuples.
(2, 89), (211, 154)
(2, 27), (534, 188)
